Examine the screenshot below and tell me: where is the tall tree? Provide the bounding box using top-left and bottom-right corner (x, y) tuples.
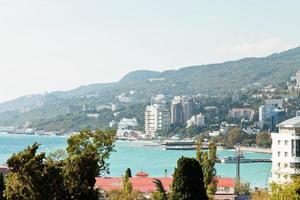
(226, 128), (248, 148)
(4, 143), (49, 200)
(152, 179), (167, 200)
(0, 173), (5, 200)
(125, 168), (132, 178)
(169, 157), (208, 200)
(256, 132), (272, 148)
(64, 129), (115, 200)
(4, 129), (116, 200)
(197, 140), (217, 199)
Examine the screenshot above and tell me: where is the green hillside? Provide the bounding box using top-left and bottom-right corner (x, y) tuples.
(1, 47), (300, 131)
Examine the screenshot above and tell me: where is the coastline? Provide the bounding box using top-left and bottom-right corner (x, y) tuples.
(239, 146), (271, 154)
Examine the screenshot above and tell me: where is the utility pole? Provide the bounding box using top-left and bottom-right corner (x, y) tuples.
(236, 144), (241, 181)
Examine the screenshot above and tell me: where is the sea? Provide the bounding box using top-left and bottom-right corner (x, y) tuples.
(0, 133), (271, 188)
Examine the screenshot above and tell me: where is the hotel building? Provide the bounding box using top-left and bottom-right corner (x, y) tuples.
(270, 116), (300, 184)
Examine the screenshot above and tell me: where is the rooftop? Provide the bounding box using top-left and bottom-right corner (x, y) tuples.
(95, 176), (235, 193)
(277, 116), (300, 128)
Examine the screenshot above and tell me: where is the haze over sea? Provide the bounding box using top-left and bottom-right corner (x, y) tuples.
(0, 133), (271, 188)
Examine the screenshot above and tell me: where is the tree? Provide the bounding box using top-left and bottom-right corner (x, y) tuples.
(125, 168), (132, 178)
(122, 171), (133, 194)
(269, 177), (300, 200)
(4, 143), (49, 200)
(226, 128), (248, 148)
(235, 180), (251, 195)
(64, 129), (115, 199)
(250, 189), (269, 200)
(256, 132), (272, 148)
(0, 173), (5, 200)
(106, 170), (146, 200)
(4, 129), (116, 200)
(169, 157), (208, 200)
(196, 140), (217, 199)
(152, 179), (167, 200)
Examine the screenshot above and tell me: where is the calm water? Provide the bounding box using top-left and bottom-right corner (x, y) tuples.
(0, 133), (271, 188)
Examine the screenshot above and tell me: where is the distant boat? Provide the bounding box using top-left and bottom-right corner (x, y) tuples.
(163, 140), (209, 151)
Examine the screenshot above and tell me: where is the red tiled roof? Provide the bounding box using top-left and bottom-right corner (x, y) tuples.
(215, 177), (235, 188)
(136, 171), (149, 177)
(95, 176), (235, 193)
(95, 177), (172, 193)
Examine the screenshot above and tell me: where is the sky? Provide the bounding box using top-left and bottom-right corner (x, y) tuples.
(0, 0), (300, 103)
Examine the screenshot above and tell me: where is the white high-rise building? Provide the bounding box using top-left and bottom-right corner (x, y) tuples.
(145, 104), (171, 138)
(270, 116), (300, 184)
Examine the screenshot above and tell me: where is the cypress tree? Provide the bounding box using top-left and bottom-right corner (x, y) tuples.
(170, 157), (208, 200)
(0, 173), (5, 200)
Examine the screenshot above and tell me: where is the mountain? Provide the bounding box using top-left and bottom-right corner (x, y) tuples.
(1, 46), (300, 130)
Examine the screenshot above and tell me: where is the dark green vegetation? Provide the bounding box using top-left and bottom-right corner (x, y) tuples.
(169, 157), (208, 200)
(197, 142), (217, 199)
(2, 130), (115, 200)
(1, 47), (300, 131)
(0, 173), (4, 200)
(152, 179), (168, 200)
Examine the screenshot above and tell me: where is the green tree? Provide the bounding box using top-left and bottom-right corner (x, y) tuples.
(0, 173), (5, 200)
(64, 129), (115, 200)
(270, 177), (300, 200)
(169, 157), (208, 200)
(4, 129), (116, 200)
(122, 171), (133, 194)
(4, 143), (53, 200)
(196, 141), (217, 199)
(250, 189), (269, 200)
(226, 128), (248, 148)
(125, 168), (132, 178)
(152, 179), (167, 200)
(256, 132), (272, 148)
(235, 180), (251, 195)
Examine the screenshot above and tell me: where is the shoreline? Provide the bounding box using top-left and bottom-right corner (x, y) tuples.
(239, 146), (271, 154)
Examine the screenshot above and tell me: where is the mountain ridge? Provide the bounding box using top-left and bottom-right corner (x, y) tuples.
(1, 46), (300, 114)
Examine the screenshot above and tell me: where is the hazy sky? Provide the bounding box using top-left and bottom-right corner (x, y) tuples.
(1, 0), (300, 103)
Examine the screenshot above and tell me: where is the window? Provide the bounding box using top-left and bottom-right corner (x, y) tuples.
(284, 163), (288, 168)
(278, 163), (281, 168)
(278, 140), (281, 145)
(285, 140), (288, 145)
(297, 140), (300, 157)
(290, 163), (300, 169)
(285, 152), (288, 157)
(278, 151), (281, 157)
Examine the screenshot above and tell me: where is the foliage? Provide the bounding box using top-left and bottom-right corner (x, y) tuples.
(196, 141), (217, 199)
(106, 169), (146, 200)
(250, 189), (269, 200)
(235, 180), (251, 195)
(256, 132), (272, 148)
(125, 168), (132, 178)
(0, 173), (5, 200)
(106, 189), (147, 200)
(4, 129), (116, 200)
(152, 179), (167, 200)
(269, 177), (300, 200)
(226, 128), (249, 148)
(122, 171), (133, 194)
(169, 157), (208, 200)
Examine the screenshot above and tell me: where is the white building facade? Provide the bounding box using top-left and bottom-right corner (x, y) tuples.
(270, 116), (300, 184)
(117, 118), (139, 130)
(145, 104), (171, 138)
(259, 104), (275, 122)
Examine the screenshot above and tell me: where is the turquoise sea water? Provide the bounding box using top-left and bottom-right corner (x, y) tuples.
(0, 133), (271, 188)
